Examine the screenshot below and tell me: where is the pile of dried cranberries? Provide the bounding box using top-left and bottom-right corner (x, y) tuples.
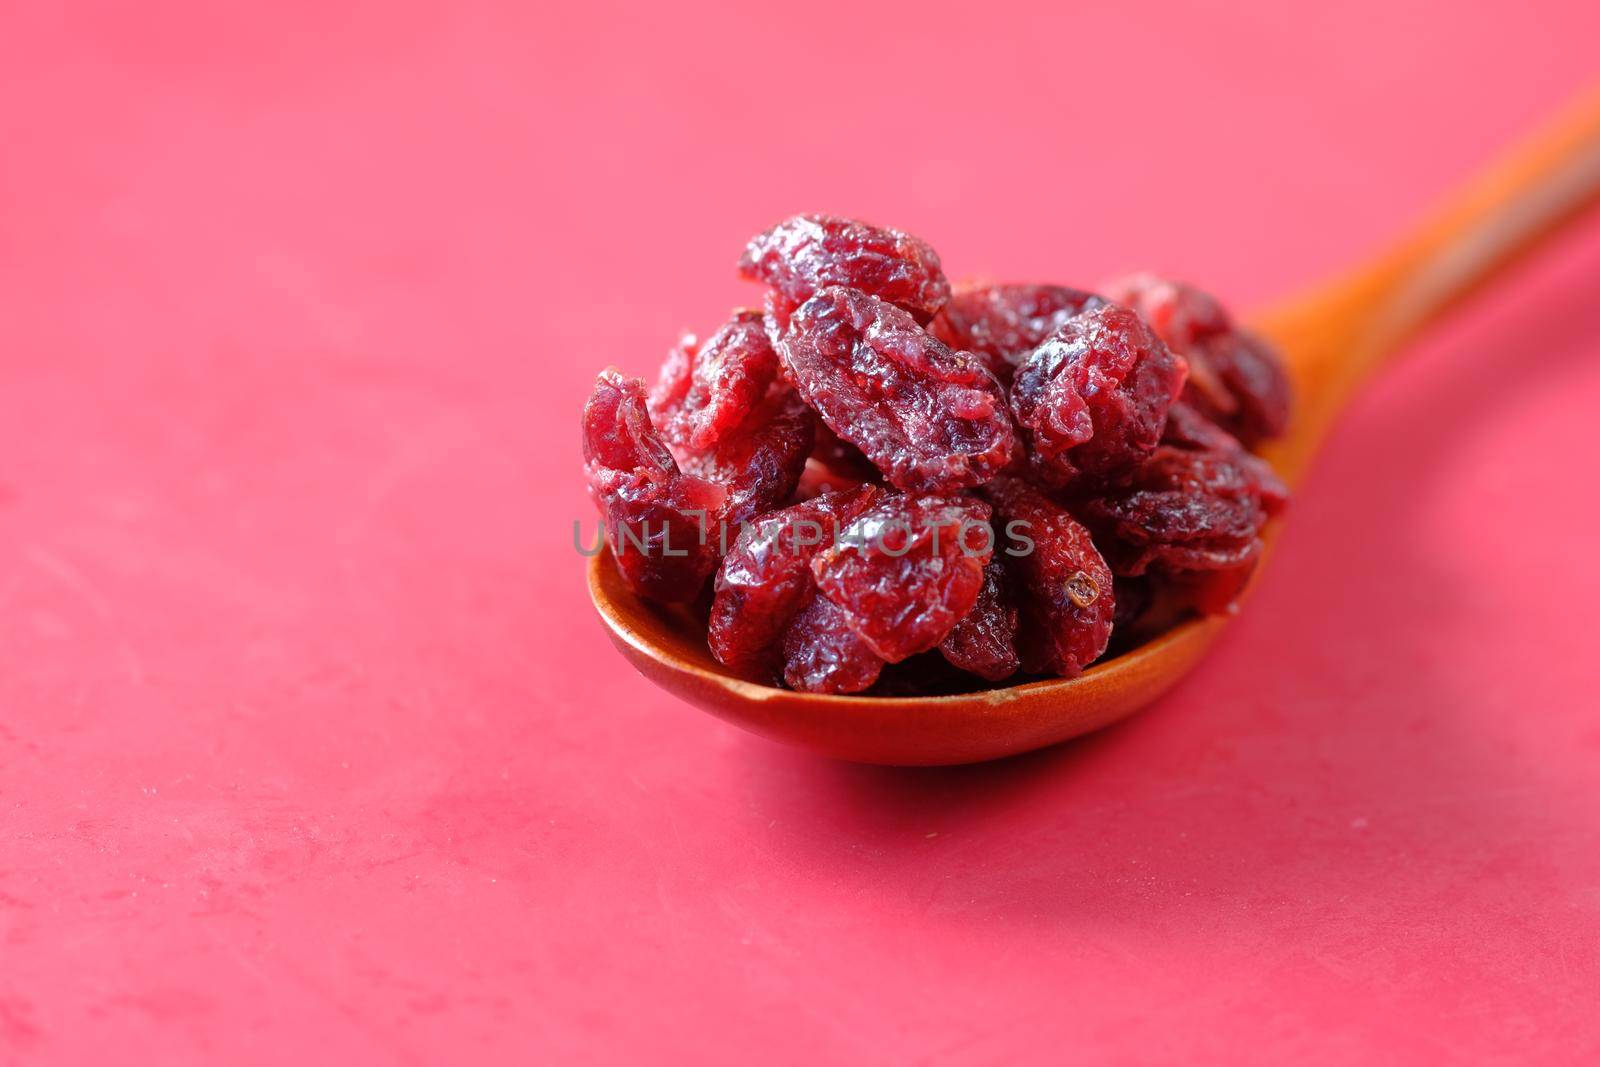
(583, 215), (1291, 695)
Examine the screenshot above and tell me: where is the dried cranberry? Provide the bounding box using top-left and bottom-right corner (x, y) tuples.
(1101, 273), (1290, 445)
(780, 287), (1017, 493)
(582, 369), (725, 602)
(740, 213), (951, 326)
(587, 219), (1300, 691)
(1081, 449), (1270, 575)
(930, 284), (1104, 384)
(781, 593), (885, 695)
(708, 486), (882, 678)
(677, 387), (815, 535)
(1194, 329), (1291, 445)
(760, 290), (794, 349)
(649, 332), (695, 423)
(983, 476), (1115, 677)
(1009, 303), (1186, 489)
(812, 494), (993, 663)
(1162, 401), (1288, 511)
(1160, 396), (1244, 452)
(1159, 399), (1289, 513)
(650, 310), (783, 453)
(1079, 404), (1287, 600)
(938, 556), (1021, 681)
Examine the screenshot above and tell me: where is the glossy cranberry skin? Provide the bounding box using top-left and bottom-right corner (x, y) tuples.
(781, 592), (885, 694)
(812, 494), (993, 663)
(983, 477), (1115, 677)
(582, 370), (725, 602)
(938, 556), (1021, 681)
(651, 309), (784, 453)
(677, 388), (815, 534)
(1079, 402), (1287, 584)
(586, 217), (1299, 689)
(931, 284), (1104, 385)
(1101, 273), (1291, 446)
(740, 213), (951, 326)
(1009, 303), (1186, 489)
(779, 287), (1018, 493)
(708, 486), (883, 678)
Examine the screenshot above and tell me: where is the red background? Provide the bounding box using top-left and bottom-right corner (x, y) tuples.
(4, 2), (1600, 1063)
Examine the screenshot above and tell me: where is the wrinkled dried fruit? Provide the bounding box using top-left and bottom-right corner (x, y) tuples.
(781, 593), (885, 694)
(930, 284), (1105, 384)
(650, 310), (784, 453)
(780, 287), (1017, 493)
(1102, 273), (1290, 445)
(938, 556), (1021, 681)
(583, 370), (725, 602)
(740, 213), (951, 326)
(983, 477), (1115, 677)
(813, 494), (993, 663)
(1010, 303), (1186, 489)
(1079, 403), (1287, 584)
(677, 388), (815, 534)
(649, 332), (695, 424)
(708, 486), (882, 677)
(1162, 400), (1289, 511)
(1160, 396), (1244, 452)
(1081, 449), (1270, 575)
(586, 218), (1294, 692)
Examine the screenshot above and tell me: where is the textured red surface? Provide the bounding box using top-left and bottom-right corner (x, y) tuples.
(4, 3), (1600, 1063)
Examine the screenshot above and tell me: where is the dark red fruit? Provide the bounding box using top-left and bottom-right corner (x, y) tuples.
(781, 593), (886, 694)
(649, 332), (695, 425)
(1081, 450), (1269, 575)
(983, 476), (1115, 677)
(1161, 399), (1288, 512)
(779, 287), (1018, 493)
(938, 556), (1021, 681)
(1159, 396), (1245, 452)
(650, 310), (783, 453)
(582, 369), (725, 602)
(812, 494), (993, 663)
(1159, 399), (1292, 504)
(587, 218), (1298, 692)
(740, 213), (951, 326)
(930, 284), (1104, 384)
(708, 486), (882, 678)
(1009, 303), (1186, 489)
(760, 290), (794, 349)
(1101, 273), (1291, 445)
(678, 388), (815, 536)
(1079, 403), (1287, 585)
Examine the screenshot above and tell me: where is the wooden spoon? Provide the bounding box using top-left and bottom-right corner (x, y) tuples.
(588, 89), (1600, 766)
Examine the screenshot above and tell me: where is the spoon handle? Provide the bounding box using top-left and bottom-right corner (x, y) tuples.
(1362, 85), (1600, 353)
(1260, 85), (1600, 480)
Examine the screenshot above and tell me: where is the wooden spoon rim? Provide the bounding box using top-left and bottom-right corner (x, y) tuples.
(586, 548), (1229, 710)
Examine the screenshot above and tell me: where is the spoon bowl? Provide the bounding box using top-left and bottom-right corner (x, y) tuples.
(589, 90), (1600, 765)
(590, 545), (1231, 764)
